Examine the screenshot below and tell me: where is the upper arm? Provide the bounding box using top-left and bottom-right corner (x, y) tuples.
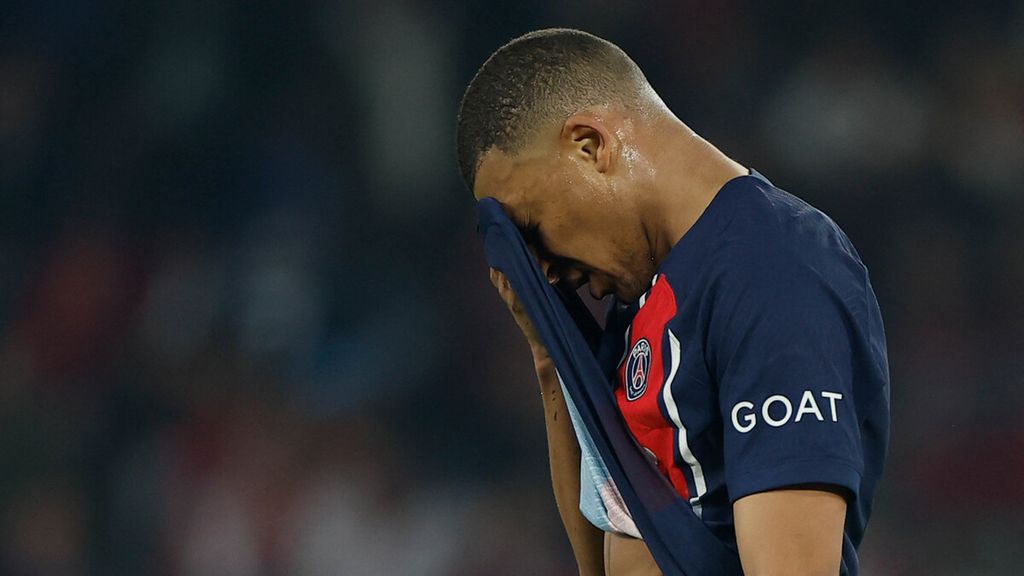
(706, 247), (870, 569)
(734, 486), (847, 576)
(711, 251), (866, 501)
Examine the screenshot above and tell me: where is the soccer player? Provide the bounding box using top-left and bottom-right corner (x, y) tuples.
(457, 29), (890, 576)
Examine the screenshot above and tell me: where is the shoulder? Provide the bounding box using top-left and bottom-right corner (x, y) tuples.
(653, 177), (877, 356)
(708, 178), (869, 302)
(728, 177), (857, 257)
(655, 174), (866, 281)
(645, 175), (872, 324)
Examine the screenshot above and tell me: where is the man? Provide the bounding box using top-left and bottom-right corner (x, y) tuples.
(457, 29), (889, 576)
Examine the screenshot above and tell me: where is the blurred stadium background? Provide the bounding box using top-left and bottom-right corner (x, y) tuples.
(1, 0), (1022, 574)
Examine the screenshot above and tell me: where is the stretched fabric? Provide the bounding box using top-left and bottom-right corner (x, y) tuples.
(477, 197), (743, 576)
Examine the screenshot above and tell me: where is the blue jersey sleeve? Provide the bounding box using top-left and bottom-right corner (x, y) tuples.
(707, 247), (867, 503)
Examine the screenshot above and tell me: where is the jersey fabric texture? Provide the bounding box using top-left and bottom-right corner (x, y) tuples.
(476, 171), (890, 576)
(590, 171), (890, 575)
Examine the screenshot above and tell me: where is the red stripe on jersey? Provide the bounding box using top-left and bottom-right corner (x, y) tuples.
(616, 276), (691, 500)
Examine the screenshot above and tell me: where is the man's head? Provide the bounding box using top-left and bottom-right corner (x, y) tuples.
(457, 29), (667, 303)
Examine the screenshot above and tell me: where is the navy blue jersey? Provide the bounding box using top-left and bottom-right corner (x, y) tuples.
(595, 171), (890, 574)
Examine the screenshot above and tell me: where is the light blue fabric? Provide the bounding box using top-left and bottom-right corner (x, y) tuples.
(558, 372), (615, 532)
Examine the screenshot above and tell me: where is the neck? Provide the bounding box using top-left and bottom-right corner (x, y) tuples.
(639, 117), (746, 268)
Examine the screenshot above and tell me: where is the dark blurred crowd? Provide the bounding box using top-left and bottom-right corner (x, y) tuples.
(1, 1), (1022, 574)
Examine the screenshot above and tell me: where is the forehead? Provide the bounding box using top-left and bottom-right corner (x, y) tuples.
(473, 147), (533, 220)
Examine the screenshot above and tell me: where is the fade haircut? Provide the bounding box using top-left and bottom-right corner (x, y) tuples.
(456, 28), (648, 191)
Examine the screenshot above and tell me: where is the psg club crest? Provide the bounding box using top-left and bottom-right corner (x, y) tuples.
(626, 338), (652, 401)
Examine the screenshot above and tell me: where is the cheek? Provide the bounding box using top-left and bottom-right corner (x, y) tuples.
(570, 218), (622, 261)
(575, 234), (627, 275)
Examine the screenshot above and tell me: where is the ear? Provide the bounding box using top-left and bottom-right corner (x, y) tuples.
(560, 112), (616, 174)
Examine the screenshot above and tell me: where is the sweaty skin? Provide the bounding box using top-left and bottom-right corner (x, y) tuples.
(478, 99), (846, 575)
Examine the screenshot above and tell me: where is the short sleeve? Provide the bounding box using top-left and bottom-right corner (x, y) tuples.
(708, 249), (865, 503)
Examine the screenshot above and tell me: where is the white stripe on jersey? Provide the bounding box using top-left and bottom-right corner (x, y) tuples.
(662, 328), (708, 517)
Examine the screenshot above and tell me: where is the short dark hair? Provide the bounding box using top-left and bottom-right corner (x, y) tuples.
(456, 28), (647, 191)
